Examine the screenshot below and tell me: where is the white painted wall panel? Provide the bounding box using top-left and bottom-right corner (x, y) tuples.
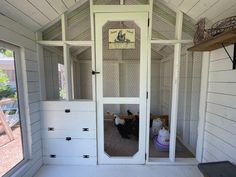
(43, 156), (96, 165)
(43, 139), (96, 157)
(207, 103), (236, 122)
(203, 44), (236, 164)
(41, 111), (96, 130)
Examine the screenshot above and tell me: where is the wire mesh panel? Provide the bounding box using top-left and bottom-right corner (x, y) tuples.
(176, 44), (202, 158)
(104, 104), (139, 157)
(102, 21), (141, 97)
(149, 44), (174, 158)
(43, 46), (64, 100)
(72, 47), (93, 100)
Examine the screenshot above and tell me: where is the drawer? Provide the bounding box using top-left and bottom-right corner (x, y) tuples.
(41, 101), (96, 112)
(42, 128), (96, 139)
(43, 156), (97, 165)
(41, 111), (96, 130)
(43, 139), (97, 157)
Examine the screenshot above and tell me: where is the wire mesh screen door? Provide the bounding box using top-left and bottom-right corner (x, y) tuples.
(95, 12), (149, 164)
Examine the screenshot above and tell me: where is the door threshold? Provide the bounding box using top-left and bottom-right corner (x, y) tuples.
(146, 158), (198, 165)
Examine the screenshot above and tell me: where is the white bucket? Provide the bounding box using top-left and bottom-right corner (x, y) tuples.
(154, 127), (170, 149)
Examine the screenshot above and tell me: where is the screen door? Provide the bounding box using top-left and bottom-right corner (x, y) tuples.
(95, 12), (148, 164)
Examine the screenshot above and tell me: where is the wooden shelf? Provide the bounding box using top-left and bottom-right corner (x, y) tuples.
(188, 28), (236, 51)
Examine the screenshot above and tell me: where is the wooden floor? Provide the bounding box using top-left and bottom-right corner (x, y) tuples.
(34, 165), (203, 177)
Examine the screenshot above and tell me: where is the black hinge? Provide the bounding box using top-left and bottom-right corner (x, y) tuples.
(148, 18), (150, 27)
(145, 153), (147, 160)
(146, 92), (148, 99)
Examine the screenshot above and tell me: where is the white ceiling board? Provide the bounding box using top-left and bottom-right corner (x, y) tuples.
(187, 0), (220, 20)
(169, 0), (184, 7)
(62, 0), (76, 8)
(165, 0), (236, 25)
(211, 3), (236, 22)
(0, 0), (41, 31)
(178, 0), (200, 13)
(198, 0), (236, 21)
(28, 0), (59, 21)
(46, 0), (68, 14)
(6, 0), (50, 26)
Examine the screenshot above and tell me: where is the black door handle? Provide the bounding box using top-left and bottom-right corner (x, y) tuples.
(92, 70), (100, 75)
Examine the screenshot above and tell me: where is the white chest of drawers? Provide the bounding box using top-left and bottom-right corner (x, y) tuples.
(41, 101), (97, 165)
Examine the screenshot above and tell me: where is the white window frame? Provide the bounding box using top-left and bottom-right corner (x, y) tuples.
(0, 41), (30, 177)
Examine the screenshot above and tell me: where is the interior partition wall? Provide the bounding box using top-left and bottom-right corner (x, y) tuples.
(37, 0), (203, 164)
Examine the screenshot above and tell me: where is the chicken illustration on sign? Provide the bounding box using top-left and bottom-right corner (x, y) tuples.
(109, 29), (135, 49)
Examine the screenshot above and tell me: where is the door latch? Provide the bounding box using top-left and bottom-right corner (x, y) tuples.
(92, 70), (100, 75)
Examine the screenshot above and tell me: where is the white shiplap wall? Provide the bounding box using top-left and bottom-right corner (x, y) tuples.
(0, 14), (42, 176)
(203, 45), (236, 163)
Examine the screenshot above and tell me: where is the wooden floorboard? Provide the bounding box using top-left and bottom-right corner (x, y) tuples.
(34, 165), (203, 177)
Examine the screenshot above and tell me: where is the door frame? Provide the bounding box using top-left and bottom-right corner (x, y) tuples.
(95, 12), (149, 164)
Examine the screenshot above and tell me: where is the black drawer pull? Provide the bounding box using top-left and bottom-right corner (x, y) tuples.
(48, 127), (54, 131)
(65, 109), (70, 113)
(50, 154), (56, 158)
(83, 155), (90, 158)
(83, 128), (89, 131)
(66, 137), (72, 141)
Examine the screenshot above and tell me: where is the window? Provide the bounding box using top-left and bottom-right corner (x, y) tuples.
(0, 41), (28, 176)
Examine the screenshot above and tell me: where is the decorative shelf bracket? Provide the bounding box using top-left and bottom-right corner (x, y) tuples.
(222, 43), (236, 70)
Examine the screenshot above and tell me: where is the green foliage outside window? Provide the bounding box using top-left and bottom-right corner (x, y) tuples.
(0, 69), (15, 99)
(0, 48), (14, 57)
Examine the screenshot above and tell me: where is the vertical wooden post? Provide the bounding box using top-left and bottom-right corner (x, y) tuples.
(71, 60), (75, 99)
(36, 32), (46, 100)
(146, 0), (153, 163)
(63, 44), (72, 100)
(61, 14), (72, 100)
(196, 52), (210, 162)
(61, 13), (67, 42)
(90, 0), (96, 101)
(169, 10), (183, 162)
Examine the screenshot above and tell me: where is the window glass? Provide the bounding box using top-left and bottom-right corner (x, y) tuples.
(0, 45), (24, 176)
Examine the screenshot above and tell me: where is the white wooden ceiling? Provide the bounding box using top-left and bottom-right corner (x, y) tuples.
(162, 0), (236, 25)
(0, 0), (86, 31)
(0, 0), (235, 32)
